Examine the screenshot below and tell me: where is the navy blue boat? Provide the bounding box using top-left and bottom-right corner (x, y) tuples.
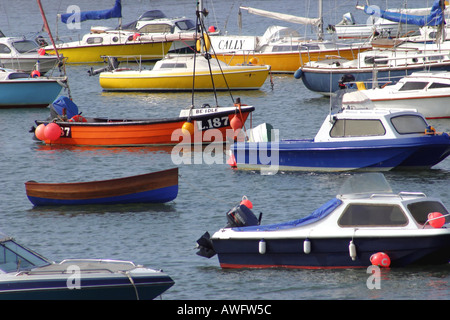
(0, 232), (174, 299)
(197, 173), (450, 269)
(228, 105), (450, 172)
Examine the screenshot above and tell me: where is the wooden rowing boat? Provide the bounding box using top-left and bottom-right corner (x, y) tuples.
(25, 168), (178, 206)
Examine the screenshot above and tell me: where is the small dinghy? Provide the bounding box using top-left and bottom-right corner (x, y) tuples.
(197, 173), (450, 269)
(25, 168), (178, 206)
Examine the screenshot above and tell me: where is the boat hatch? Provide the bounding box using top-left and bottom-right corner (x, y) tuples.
(0, 239), (50, 273)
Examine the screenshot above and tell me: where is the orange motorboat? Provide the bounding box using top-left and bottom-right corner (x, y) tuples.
(32, 96), (254, 146)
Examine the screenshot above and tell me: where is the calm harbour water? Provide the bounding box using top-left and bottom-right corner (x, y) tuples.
(0, 0), (449, 301)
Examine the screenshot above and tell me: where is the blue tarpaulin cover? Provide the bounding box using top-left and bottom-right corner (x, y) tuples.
(364, 0), (445, 27)
(233, 198), (343, 231)
(51, 96), (79, 119)
(60, 0), (122, 24)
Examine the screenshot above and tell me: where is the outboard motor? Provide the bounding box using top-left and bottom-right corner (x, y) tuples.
(226, 204), (260, 228)
(338, 74), (355, 89)
(196, 232), (216, 258)
(88, 56), (119, 76)
(196, 202), (261, 259)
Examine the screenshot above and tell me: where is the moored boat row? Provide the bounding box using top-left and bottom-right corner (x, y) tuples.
(1, 0), (449, 301)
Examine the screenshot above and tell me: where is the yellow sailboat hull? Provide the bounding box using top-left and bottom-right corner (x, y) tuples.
(47, 42), (172, 64)
(214, 47), (368, 73)
(99, 66), (270, 91)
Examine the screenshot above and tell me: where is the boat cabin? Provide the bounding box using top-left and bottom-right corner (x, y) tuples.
(314, 107), (430, 142)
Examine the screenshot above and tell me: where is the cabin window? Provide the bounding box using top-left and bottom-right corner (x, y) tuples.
(0, 44), (11, 54)
(364, 56), (388, 65)
(398, 81), (428, 91)
(11, 40), (38, 53)
(86, 37), (103, 44)
(407, 201), (449, 225)
(7, 72), (29, 79)
(390, 115), (428, 134)
(338, 204), (408, 227)
(429, 82), (450, 89)
(175, 19), (196, 31)
(330, 119), (386, 137)
(299, 44), (320, 51)
(272, 45), (301, 52)
(428, 55), (444, 61)
(160, 63), (187, 68)
(138, 24), (173, 33)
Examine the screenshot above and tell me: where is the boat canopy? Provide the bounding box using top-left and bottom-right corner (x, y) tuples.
(363, 0), (445, 27)
(60, 0), (122, 24)
(233, 198), (342, 231)
(239, 6), (320, 26)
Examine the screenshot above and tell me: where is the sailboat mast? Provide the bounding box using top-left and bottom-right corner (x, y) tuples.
(318, 0), (323, 40)
(36, 0), (60, 60)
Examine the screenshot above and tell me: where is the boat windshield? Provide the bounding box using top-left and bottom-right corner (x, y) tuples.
(338, 173), (393, 196)
(11, 40), (38, 53)
(0, 239), (51, 273)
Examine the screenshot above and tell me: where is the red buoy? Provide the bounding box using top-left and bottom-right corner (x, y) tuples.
(428, 212), (445, 228)
(230, 115), (242, 131)
(31, 70), (41, 78)
(240, 196), (253, 209)
(370, 252), (391, 268)
(44, 123), (62, 141)
(35, 123), (46, 140)
(132, 33), (141, 41)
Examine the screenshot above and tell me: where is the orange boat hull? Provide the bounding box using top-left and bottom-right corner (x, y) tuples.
(35, 106), (254, 146)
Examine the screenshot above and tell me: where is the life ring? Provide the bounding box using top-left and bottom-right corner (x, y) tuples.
(69, 115), (87, 122)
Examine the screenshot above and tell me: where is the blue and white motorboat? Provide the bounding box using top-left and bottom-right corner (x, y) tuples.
(228, 101), (450, 172)
(196, 173), (450, 269)
(0, 231), (174, 300)
(0, 68), (65, 108)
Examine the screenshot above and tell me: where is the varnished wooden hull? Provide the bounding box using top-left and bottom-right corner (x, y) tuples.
(25, 168), (178, 206)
